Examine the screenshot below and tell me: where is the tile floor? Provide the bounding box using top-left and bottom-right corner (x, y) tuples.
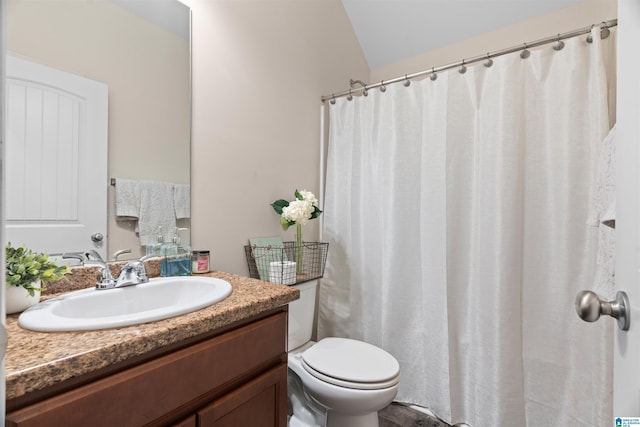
(378, 402), (451, 427)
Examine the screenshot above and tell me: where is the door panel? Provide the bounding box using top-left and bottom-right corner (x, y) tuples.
(614, 0), (640, 420)
(5, 56), (108, 259)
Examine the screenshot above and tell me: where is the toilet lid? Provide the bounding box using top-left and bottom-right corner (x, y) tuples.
(301, 337), (400, 390)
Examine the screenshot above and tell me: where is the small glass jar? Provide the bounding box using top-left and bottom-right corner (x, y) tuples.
(191, 250), (210, 274)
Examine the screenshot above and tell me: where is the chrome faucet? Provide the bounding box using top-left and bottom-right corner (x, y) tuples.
(84, 259), (118, 289)
(115, 254), (154, 288)
(72, 250), (119, 289)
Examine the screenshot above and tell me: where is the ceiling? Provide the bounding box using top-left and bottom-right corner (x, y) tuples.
(341, 0), (583, 68)
(110, 0), (190, 39)
(109, 0), (584, 68)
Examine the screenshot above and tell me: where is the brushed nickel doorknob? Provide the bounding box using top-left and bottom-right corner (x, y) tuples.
(575, 290), (630, 331)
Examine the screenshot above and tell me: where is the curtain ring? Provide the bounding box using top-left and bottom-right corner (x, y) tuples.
(520, 42), (530, 59)
(430, 67), (438, 81)
(586, 24), (595, 43)
(403, 75), (411, 87)
(379, 81), (386, 93)
(600, 21), (611, 39)
(553, 34), (565, 51)
(347, 90), (353, 101)
(458, 59), (467, 74)
(330, 94), (336, 105)
(484, 53), (493, 68)
(362, 87), (368, 97)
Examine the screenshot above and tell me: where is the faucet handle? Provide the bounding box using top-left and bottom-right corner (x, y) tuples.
(116, 254), (152, 287)
(133, 255), (152, 283)
(136, 254), (155, 280)
(138, 254), (156, 263)
(84, 260), (116, 289)
(112, 248), (132, 261)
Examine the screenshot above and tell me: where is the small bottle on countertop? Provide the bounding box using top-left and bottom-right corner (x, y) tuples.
(191, 251), (210, 274)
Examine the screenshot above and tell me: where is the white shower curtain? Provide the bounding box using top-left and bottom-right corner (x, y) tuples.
(319, 29), (616, 426)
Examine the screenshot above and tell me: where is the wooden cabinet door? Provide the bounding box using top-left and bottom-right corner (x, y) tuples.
(198, 364), (288, 427)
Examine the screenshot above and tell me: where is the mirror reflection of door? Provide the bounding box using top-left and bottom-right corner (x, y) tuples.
(6, 0), (191, 259)
(5, 55), (108, 259)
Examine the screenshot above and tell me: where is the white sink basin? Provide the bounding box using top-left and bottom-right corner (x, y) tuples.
(18, 276), (233, 332)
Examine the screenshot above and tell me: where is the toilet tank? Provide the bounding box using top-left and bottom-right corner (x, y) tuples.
(288, 279), (318, 351)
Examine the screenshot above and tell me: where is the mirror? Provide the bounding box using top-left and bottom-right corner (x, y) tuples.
(5, 0), (191, 261)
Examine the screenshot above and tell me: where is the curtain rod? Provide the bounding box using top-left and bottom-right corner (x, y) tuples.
(321, 18), (617, 103)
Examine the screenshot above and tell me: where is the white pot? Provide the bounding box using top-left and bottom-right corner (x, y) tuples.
(6, 280), (41, 314)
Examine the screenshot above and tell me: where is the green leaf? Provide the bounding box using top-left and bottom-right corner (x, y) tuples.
(295, 189), (303, 200)
(280, 216), (294, 231)
(271, 199), (289, 215)
(41, 268), (55, 279)
(310, 206), (323, 219)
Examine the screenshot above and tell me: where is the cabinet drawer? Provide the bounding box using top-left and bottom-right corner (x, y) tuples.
(6, 311), (287, 427)
(198, 364), (288, 427)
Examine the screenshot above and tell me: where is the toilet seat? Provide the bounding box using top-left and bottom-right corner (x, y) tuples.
(301, 337), (400, 390)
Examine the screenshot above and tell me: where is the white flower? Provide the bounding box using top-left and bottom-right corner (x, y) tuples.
(298, 190), (318, 206)
(282, 199), (314, 225)
(272, 189), (323, 231)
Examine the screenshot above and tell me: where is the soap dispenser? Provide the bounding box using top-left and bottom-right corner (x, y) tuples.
(146, 226), (164, 257)
(161, 227), (192, 277)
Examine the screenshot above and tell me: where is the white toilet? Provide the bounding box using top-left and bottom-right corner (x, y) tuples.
(287, 280), (400, 427)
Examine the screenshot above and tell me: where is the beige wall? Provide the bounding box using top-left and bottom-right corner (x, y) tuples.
(371, 0), (617, 82)
(183, 0), (618, 276)
(6, 0), (190, 259)
(183, 0), (368, 275)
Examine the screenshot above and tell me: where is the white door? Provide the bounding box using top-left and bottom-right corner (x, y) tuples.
(5, 56), (108, 259)
(613, 0), (640, 423)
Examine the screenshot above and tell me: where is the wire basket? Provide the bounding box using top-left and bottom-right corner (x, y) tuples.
(244, 241), (329, 285)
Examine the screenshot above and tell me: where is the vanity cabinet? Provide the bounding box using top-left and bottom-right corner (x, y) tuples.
(6, 310), (288, 427)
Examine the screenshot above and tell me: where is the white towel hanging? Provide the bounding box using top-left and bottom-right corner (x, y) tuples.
(114, 178), (140, 219)
(137, 180), (176, 246)
(174, 184), (191, 219)
(114, 178), (182, 246)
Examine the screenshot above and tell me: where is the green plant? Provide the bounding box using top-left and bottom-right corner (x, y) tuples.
(5, 242), (71, 296)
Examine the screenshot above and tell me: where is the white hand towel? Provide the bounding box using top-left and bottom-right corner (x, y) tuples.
(114, 178), (140, 219)
(588, 124), (616, 298)
(138, 180), (176, 246)
(174, 184), (190, 219)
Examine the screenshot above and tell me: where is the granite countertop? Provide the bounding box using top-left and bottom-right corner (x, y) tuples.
(5, 270), (299, 402)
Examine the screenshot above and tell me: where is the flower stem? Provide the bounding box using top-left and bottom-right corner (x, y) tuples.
(296, 224), (303, 276)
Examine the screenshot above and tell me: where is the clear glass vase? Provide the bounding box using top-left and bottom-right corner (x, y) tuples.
(296, 224), (303, 275)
